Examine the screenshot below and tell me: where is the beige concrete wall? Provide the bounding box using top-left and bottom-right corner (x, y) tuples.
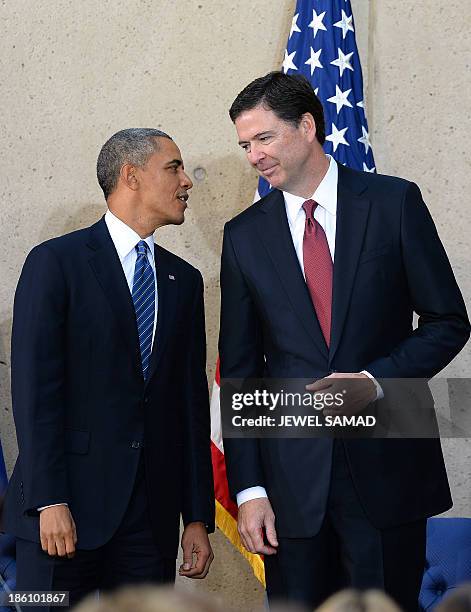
(0, 0), (469, 609)
(368, 0), (471, 519)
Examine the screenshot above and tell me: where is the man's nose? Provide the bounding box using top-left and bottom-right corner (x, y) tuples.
(181, 170), (193, 190)
(247, 144), (265, 166)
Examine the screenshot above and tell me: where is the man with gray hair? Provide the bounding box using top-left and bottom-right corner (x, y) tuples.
(3, 128), (215, 609)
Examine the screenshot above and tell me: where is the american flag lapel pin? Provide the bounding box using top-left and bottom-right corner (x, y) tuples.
(168, 274), (175, 281)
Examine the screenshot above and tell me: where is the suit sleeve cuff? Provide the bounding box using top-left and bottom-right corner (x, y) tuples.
(236, 486), (268, 507)
(37, 503), (68, 512)
(361, 370), (384, 400)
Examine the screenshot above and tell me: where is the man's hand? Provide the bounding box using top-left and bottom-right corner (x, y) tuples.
(179, 521), (213, 579)
(306, 372), (377, 416)
(39, 505), (77, 558)
(238, 497), (278, 555)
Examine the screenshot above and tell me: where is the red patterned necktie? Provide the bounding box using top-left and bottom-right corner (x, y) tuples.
(302, 199), (333, 346)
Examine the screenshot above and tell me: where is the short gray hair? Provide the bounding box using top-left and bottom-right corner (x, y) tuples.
(97, 128), (172, 200)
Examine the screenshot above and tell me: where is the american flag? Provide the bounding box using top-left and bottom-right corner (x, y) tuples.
(211, 0), (375, 585)
(257, 0), (375, 199)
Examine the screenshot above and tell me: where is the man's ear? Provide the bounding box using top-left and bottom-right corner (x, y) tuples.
(120, 163), (139, 191)
(300, 112), (317, 143)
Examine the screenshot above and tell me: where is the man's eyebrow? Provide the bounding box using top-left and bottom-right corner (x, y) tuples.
(165, 159), (183, 167)
(238, 131), (273, 145)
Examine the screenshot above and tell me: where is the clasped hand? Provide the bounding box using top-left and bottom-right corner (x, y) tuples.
(306, 372), (377, 416)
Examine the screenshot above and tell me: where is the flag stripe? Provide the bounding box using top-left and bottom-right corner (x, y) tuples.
(215, 499), (266, 587)
(211, 439), (238, 519)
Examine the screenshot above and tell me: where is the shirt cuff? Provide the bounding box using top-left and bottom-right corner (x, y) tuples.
(236, 486), (268, 507)
(361, 370), (384, 400)
(37, 503), (68, 512)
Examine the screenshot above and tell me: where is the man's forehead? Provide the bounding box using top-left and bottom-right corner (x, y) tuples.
(235, 107), (286, 139)
(236, 105), (275, 125)
(153, 137), (182, 161)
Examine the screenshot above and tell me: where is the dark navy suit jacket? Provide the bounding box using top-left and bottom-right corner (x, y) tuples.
(219, 163), (469, 537)
(4, 217), (215, 558)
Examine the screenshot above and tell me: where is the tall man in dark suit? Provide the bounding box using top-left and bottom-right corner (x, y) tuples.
(219, 72), (470, 611)
(3, 128), (215, 609)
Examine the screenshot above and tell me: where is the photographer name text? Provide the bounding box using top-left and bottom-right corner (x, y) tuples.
(231, 414), (376, 428)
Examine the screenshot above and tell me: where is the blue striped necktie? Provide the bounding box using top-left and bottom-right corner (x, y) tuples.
(131, 240), (155, 380)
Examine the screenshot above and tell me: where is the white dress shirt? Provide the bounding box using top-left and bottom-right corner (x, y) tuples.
(104, 210), (158, 347)
(38, 211), (158, 512)
(236, 156), (382, 508)
(284, 153), (338, 267)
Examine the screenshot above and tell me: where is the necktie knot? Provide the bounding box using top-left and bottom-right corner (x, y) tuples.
(302, 199), (318, 222)
(136, 240), (148, 257)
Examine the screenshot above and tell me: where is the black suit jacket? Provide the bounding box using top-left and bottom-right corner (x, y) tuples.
(219, 163), (469, 537)
(3, 217), (215, 558)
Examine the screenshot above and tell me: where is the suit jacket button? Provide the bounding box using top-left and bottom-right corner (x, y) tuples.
(131, 441), (140, 449)
(144, 397), (149, 404)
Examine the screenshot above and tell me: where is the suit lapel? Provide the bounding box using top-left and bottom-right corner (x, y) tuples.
(256, 190), (329, 359)
(87, 218), (141, 372)
(328, 164), (370, 365)
(145, 245), (178, 384)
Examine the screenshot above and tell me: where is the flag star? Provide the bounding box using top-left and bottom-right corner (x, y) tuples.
(325, 123), (349, 152)
(308, 9), (327, 39)
(290, 13), (301, 39)
(358, 125), (372, 153)
(357, 100), (364, 109)
(334, 9), (354, 39)
(314, 87), (319, 96)
(327, 85), (353, 113)
(363, 163), (376, 173)
(330, 48), (354, 76)
(305, 47), (323, 76)
(282, 50), (298, 73)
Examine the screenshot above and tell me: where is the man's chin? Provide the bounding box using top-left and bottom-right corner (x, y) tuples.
(155, 214), (185, 229)
(173, 213), (185, 226)
(260, 171), (282, 189)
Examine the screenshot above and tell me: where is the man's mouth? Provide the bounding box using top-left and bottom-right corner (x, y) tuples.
(177, 193), (188, 203)
(259, 165), (278, 176)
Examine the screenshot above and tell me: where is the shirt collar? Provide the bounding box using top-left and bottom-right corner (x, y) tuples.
(104, 210), (155, 263)
(283, 155), (338, 226)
